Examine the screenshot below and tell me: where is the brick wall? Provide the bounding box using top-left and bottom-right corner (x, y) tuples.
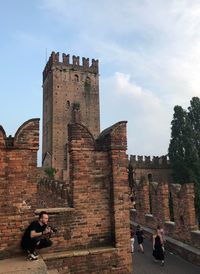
(129, 155), (173, 185)
(37, 179), (69, 208)
(37, 121), (132, 273)
(0, 119), (39, 257)
(42, 52), (100, 179)
(131, 178), (200, 249)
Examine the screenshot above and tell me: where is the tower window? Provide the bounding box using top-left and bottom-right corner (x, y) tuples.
(85, 76), (91, 91)
(86, 76), (91, 84)
(74, 74), (79, 82)
(67, 101), (70, 108)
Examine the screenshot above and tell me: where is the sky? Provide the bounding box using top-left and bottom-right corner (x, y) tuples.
(1, 0), (200, 165)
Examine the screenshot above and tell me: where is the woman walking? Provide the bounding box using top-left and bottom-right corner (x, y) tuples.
(157, 224), (165, 252)
(153, 229), (165, 266)
(130, 226), (135, 253)
(136, 225), (144, 253)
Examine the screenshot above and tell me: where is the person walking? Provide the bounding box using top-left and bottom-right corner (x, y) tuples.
(157, 224), (165, 252)
(153, 229), (165, 266)
(130, 226), (135, 253)
(136, 225), (144, 253)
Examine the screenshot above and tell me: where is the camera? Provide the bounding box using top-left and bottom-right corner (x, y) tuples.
(48, 226), (58, 233)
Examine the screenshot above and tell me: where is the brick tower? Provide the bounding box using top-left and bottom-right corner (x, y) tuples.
(42, 52), (100, 179)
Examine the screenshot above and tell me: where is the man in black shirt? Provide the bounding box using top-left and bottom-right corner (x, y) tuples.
(21, 211), (53, 260)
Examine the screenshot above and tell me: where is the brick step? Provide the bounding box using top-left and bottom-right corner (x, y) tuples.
(41, 247), (116, 274)
(42, 246), (116, 261)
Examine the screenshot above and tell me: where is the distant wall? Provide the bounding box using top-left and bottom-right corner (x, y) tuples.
(130, 178), (200, 248)
(129, 155), (173, 185)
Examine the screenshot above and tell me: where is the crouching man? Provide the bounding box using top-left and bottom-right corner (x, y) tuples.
(21, 211), (53, 260)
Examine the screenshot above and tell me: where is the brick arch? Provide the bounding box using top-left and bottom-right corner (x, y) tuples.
(14, 118), (39, 149)
(96, 121), (127, 150)
(68, 122), (95, 149)
(0, 125), (6, 147)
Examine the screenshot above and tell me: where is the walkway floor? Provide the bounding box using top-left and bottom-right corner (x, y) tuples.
(132, 240), (200, 274)
(0, 256), (48, 274)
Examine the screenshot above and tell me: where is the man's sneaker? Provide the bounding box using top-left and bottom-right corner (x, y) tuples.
(26, 253), (38, 260)
(33, 251), (38, 258)
(161, 260), (164, 266)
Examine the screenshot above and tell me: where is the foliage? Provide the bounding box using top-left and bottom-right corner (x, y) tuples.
(44, 167), (57, 179)
(168, 97), (200, 224)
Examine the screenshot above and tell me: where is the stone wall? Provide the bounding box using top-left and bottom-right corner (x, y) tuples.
(0, 119), (39, 257)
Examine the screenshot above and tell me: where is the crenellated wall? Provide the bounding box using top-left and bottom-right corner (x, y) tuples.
(0, 119), (132, 273)
(37, 179), (70, 208)
(0, 119), (40, 257)
(38, 121), (132, 273)
(130, 178), (200, 249)
(170, 183), (197, 241)
(43, 51), (98, 83)
(129, 154), (173, 185)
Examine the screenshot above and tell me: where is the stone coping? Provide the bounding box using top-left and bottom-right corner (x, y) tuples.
(35, 208), (75, 214)
(165, 221), (175, 226)
(191, 230), (200, 235)
(130, 220), (200, 255)
(42, 246), (116, 261)
(145, 213), (154, 218)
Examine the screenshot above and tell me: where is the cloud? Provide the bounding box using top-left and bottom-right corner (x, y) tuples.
(101, 72), (171, 155)
(38, 0), (200, 155)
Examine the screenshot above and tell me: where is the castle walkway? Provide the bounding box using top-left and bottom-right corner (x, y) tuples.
(133, 239), (200, 274)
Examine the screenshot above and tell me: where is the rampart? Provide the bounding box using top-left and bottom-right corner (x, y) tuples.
(0, 119), (132, 273)
(43, 51), (99, 82)
(0, 119), (39, 257)
(37, 179), (70, 208)
(129, 155), (173, 185)
(130, 177), (200, 264)
(130, 155), (170, 168)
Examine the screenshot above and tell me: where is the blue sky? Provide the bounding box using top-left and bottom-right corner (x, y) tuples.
(1, 0), (200, 165)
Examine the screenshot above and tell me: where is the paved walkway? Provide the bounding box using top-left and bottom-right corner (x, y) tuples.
(0, 256), (48, 274)
(132, 240), (200, 274)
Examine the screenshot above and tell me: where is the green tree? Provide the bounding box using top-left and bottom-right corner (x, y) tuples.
(188, 97), (200, 223)
(168, 100), (200, 224)
(168, 106), (196, 182)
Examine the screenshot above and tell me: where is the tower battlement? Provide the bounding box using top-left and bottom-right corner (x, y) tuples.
(43, 51), (99, 82)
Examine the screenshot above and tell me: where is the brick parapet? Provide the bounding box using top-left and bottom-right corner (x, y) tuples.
(0, 119), (39, 150)
(107, 122), (132, 272)
(131, 178), (199, 247)
(130, 154), (170, 169)
(43, 52), (99, 83)
(66, 121), (132, 273)
(150, 181), (170, 225)
(96, 121), (127, 151)
(37, 178), (69, 208)
(134, 177), (150, 225)
(0, 119), (39, 208)
(0, 119), (40, 257)
(170, 183), (197, 242)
